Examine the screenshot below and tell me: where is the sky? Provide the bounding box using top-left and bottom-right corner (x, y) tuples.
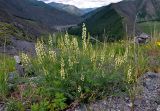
(40, 0), (122, 8)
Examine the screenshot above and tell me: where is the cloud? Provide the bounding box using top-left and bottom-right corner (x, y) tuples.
(39, 0), (122, 8)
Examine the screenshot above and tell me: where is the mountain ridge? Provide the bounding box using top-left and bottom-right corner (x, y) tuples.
(0, 0), (81, 43)
(48, 2), (84, 16)
(48, 2), (96, 16)
(69, 0), (160, 41)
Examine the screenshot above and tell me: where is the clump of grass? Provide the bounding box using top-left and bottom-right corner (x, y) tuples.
(0, 54), (15, 100)
(0, 33), (15, 100)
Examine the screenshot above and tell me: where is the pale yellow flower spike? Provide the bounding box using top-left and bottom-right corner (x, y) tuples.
(35, 40), (45, 64)
(127, 65), (133, 83)
(21, 53), (30, 66)
(48, 50), (56, 62)
(60, 57), (65, 79)
(82, 23), (87, 51)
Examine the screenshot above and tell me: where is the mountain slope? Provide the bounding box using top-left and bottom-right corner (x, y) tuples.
(69, 4), (126, 41)
(136, 0), (160, 21)
(48, 2), (96, 16)
(81, 8), (96, 14)
(69, 0), (160, 41)
(48, 2), (83, 16)
(112, 0), (160, 34)
(0, 0), (81, 43)
(0, 0), (81, 26)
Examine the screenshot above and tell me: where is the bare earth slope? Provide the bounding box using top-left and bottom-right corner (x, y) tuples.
(0, 0), (81, 39)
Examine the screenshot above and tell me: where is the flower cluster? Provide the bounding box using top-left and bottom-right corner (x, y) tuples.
(127, 65), (133, 84)
(35, 40), (45, 64)
(21, 53), (30, 66)
(60, 57), (65, 79)
(82, 23), (87, 51)
(48, 50), (56, 62)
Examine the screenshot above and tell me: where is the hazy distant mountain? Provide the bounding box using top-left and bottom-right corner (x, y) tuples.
(69, 0), (160, 41)
(48, 2), (96, 16)
(48, 2), (83, 16)
(81, 8), (96, 14)
(0, 0), (81, 41)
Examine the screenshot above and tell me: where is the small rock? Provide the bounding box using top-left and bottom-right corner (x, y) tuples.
(75, 104), (87, 111)
(157, 105), (160, 111)
(135, 33), (150, 44)
(127, 102), (133, 107)
(8, 72), (19, 83)
(14, 56), (25, 77)
(148, 74), (157, 79)
(0, 103), (5, 111)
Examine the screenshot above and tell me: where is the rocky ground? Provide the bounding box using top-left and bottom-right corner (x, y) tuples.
(0, 37), (35, 56)
(0, 72), (159, 111)
(0, 103), (5, 111)
(71, 72), (160, 111)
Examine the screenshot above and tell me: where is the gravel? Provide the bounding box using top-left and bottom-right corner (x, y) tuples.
(73, 72), (160, 111)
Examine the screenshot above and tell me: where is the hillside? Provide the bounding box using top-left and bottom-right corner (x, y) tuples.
(136, 0), (160, 21)
(48, 2), (84, 16)
(81, 8), (96, 14)
(69, 5), (124, 41)
(48, 2), (96, 16)
(0, 0), (81, 45)
(69, 0), (160, 41)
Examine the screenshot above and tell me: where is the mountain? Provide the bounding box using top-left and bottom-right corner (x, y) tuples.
(69, 0), (160, 41)
(69, 5), (125, 41)
(80, 8), (96, 14)
(48, 2), (84, 16)
(48, 2), (96, 16)
(0, 0), (81, 45)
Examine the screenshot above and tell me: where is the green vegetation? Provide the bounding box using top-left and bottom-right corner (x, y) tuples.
(0, 54), (15, 100)
(0, 54), (15, 73)
(138, 21), (160, 35)
(0, 22), (36, 46)
(69, 6), (124, 41)
(0, 24), (160, 110)
(0, 22), (23, 45)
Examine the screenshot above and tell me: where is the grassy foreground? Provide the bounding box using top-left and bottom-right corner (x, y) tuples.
(0, 24), (160, 111)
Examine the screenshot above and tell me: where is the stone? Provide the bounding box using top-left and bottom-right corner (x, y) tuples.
(74, 104), (87, 111)
(14, 55), (25, 77)
(0, 103), (5, 111)
(135, 33), (150, 44)
(157, 105), (160, 111)
(147, 74), (157, 79)
(8, 71), (19, 83)
(14, 55), (21, 64)
(15, 63), (25, 77)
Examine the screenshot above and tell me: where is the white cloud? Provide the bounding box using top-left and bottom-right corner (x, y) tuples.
(40, 0), (122, 8)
